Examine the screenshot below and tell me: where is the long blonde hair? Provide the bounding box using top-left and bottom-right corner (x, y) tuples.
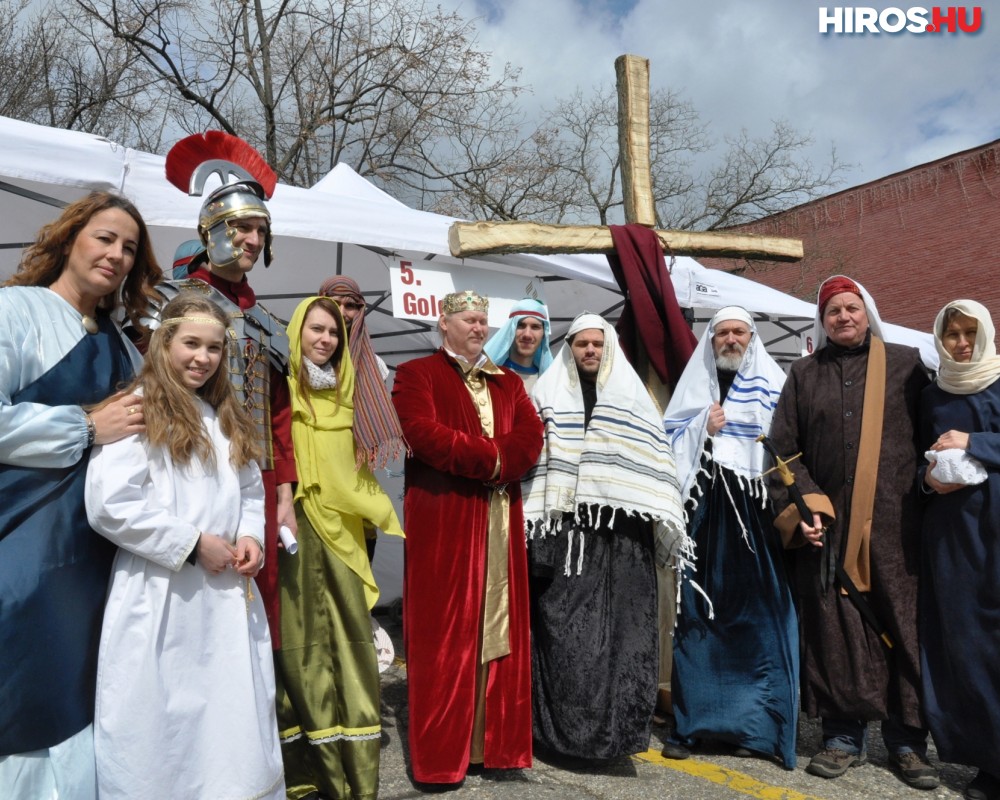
(134, 293), (260, 468)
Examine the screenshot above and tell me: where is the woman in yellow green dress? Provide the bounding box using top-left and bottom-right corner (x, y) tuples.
(276, 296), (404, 800)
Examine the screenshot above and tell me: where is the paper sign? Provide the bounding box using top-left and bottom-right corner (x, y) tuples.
(388, 258), (547, 327)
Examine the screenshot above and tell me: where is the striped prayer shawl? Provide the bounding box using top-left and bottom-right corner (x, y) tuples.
(663, 308), (786, 504)
(522, 314), (687, 565)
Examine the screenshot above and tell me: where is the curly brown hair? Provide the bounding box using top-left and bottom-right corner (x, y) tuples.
(4, 191), (163, 335)
(128, 293), (260, 469)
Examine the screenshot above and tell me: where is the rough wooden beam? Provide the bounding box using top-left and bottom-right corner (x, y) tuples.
(449, 220), (804, 262)
(616, 54), (656, 227)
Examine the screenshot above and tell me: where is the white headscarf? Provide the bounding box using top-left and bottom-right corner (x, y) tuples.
(663, 307), (786, 502)
(812, 275), (885, 351)
(523, 313), (687, 568)
(933, 299), (1000, 395)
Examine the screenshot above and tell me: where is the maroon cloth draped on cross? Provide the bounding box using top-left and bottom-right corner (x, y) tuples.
(607, 224), (697, 389)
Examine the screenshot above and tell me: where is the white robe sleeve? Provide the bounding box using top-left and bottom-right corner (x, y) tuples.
(85, 435), (201, 572)
(236, 460), (266, 554)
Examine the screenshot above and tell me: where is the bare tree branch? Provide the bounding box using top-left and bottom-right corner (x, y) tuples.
(3, 2), (846, 229)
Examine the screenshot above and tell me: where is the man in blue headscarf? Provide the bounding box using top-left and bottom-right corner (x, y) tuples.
(484, 298), (553, 391)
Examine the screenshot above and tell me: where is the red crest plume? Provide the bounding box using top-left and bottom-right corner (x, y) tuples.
(165, 131), (277, 199)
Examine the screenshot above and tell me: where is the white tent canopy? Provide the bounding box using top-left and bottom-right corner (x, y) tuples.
(0, 116), (938, 603)
(0, 115), (935, 360)
(0, 118), (607, 360)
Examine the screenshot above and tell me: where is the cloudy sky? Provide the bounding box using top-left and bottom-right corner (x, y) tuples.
(440, 0), (997, 192)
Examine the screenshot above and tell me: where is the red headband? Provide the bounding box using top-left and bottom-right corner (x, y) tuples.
(819, 277), (861, 313)
(510, 309), (547, 320)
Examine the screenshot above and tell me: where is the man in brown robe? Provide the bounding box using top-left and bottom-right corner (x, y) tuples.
(768, 276), (937, 790)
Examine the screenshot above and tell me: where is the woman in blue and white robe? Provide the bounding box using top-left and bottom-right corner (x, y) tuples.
(0, 192), (161, 799)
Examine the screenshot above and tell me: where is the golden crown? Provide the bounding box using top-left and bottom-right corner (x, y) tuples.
(441, 290), (489, 315)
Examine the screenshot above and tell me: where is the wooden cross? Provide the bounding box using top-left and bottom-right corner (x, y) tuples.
(449, 55), (803, 263)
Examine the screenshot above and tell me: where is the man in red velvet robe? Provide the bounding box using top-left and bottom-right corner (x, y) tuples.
(392, 290), (544, 787)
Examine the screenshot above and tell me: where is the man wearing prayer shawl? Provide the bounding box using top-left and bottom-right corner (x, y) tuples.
(523, 312), (687, 760)
(767, 276), (937, 789)
(391, 290), (543, 786)
(919, 300), (1000, 800)
(662, 307), (798, 768)
(483, 298), (554, 391)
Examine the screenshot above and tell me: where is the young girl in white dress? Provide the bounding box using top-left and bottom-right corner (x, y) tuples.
(85, 293), (284, 800)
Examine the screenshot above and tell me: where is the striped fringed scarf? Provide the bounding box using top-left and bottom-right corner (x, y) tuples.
(320, 276), (407, 469)
(348, 310), (408, 470)
(662, 306), (786, 507)
(522, 314), (688, 573)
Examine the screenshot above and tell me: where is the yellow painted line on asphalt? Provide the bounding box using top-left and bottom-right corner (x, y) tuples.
(635, 749), (830, 800)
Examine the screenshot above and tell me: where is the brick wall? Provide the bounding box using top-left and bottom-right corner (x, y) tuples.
(699, 139), (1000, 339)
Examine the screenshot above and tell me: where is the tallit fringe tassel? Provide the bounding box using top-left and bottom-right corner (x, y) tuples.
(560, 527), (589, 577)
(681, 448), (715, 524)
(723, 470), (756, 554)
(755, 475), (768, 509)
(686, 578), (715, 621)
(533, 502), (686, 579)
(672, 531), (713, 621)
(526, 514), (564, 540)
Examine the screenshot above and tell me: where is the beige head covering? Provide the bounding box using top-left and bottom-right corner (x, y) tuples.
(934, 299), (1000, 395)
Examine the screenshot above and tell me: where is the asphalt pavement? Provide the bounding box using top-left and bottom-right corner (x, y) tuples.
(373, 607), (975, 800)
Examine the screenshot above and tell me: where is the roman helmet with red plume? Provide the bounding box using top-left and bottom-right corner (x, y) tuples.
(166, 131), (278, 268)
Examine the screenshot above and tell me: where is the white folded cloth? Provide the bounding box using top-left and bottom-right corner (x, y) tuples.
(925, 448), (988, 486)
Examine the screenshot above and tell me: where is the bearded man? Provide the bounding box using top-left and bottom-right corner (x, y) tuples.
(319, 276), (391, 384)
(523, 313), (686, 761)
(662, 307), (797, 768)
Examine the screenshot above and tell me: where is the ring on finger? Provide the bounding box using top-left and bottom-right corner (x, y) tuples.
(127, 406), (138, 415)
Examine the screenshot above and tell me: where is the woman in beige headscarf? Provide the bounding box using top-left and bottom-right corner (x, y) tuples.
(919, 299), (1000, 800)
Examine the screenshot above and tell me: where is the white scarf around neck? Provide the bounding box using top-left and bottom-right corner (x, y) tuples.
(304, 356), (338, 389)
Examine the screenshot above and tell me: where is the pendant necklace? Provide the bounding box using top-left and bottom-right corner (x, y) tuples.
(81, 314), (99, 334)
